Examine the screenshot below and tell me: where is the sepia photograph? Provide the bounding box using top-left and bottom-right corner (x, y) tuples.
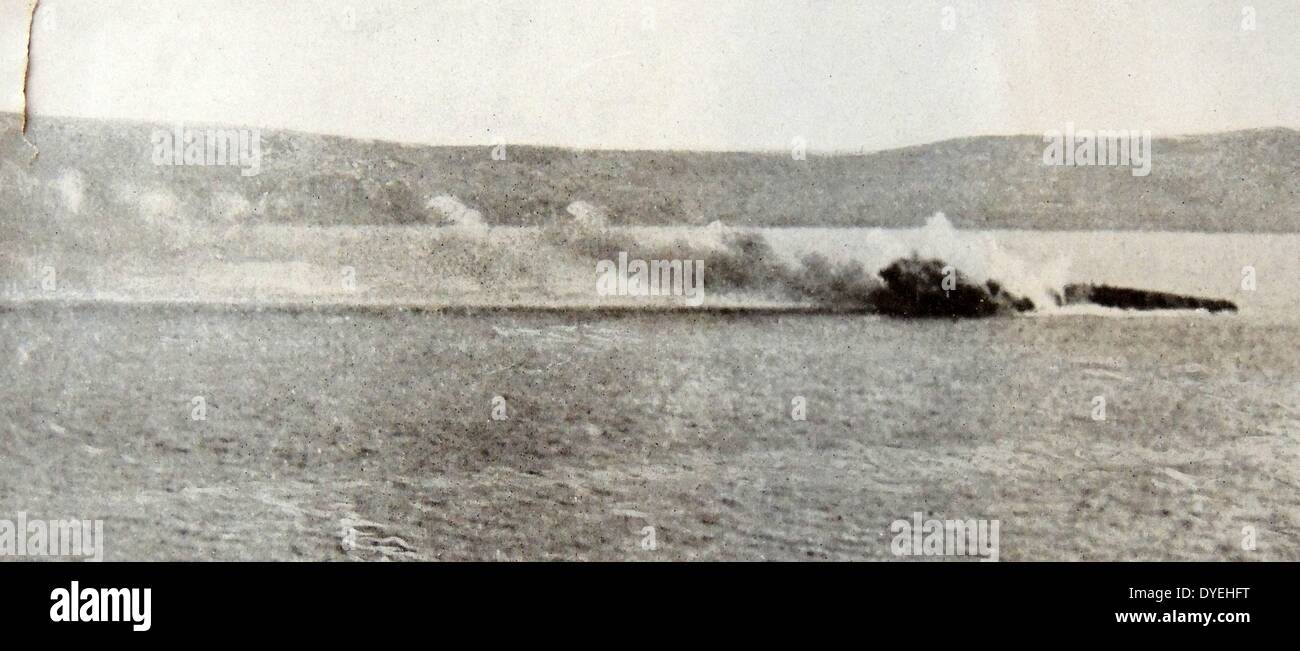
(0, 0), (1296, 635)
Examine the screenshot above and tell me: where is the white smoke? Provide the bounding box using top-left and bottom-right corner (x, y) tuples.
(426, 194), (489, 237)
(565, 201), (608, 229)
(54, 169), (85, 215)
(888, 213), (1071, 310)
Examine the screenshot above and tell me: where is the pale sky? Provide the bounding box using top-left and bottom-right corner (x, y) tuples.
(2, 0), (1298, 151)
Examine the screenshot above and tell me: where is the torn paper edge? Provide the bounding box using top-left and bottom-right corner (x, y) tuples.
(21, 0), (38, 131)
(16, 0), (39, 159)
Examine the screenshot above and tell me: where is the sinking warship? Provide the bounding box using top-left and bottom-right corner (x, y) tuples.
(866, 256), (1236, 318)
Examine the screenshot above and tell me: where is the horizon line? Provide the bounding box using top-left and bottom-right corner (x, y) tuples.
(3, 111), (1297, 158)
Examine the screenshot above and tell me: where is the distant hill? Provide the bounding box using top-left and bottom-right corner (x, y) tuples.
(2, 112), (1297, 233)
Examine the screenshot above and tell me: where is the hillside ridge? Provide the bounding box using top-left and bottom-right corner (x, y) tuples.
(2, 112), (1297, 232)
